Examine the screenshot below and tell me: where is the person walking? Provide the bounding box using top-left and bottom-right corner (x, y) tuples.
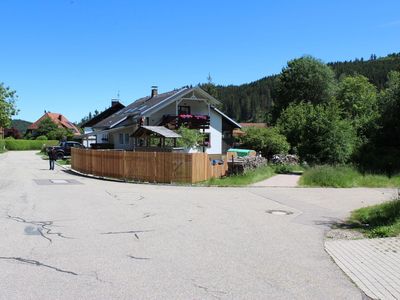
(47, 147), (57, 170)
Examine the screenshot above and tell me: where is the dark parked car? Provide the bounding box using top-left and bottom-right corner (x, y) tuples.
(51, 141), (85, 159)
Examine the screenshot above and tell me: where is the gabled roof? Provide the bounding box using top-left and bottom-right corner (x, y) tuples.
(81, 101), (125, 127)
(94, 87), (220, 129)
(28, 112), (81, 135)
(93, 86), (240, 130)
(132, 126), (181, 138)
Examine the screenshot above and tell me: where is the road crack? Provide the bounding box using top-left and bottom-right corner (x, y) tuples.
(193, 282), (227, 299)
(0, 256), (78, 275)
(101, 230), (152, 235)
(6, 214), (73, 243)
(127, 255), (150, 260)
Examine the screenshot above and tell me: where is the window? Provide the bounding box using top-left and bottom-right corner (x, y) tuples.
(178, 105), (191, 115)
(124, 133), (129, 144)
(119, 133), (123, 144)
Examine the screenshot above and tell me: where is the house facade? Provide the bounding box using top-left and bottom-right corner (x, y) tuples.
(80, 100), (125, 147)
(27, 112), (81, 137)
(85, 86), (240, 154)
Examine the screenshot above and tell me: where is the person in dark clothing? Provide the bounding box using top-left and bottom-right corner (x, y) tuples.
(47, 147), (57, 170)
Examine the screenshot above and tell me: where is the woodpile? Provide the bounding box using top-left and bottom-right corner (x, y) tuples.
(228, 155), (268, 175)
(271, 154), (299, 165)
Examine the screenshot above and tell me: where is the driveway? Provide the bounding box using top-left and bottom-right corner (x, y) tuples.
(0, 151), (396, 299)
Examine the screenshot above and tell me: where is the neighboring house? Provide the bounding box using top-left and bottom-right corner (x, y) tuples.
(85, 86), (241, 154)
(27, 112), (81, 137)
(79, 100), (125, 147)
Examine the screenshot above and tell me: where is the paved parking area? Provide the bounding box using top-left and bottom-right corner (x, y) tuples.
(0, 151), (397, 299)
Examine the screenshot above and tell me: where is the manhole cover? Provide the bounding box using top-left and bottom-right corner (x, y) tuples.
(50, 179), (69, 184)
(33, 179), (82, 185)
(266, 209), (293, 215)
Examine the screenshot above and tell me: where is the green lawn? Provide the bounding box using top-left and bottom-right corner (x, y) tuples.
(349, 199), (400, 237)
(300, 165), (400, 188)
(203, 165), (275, 186)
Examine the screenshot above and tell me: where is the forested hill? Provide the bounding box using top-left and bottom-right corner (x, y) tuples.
(213, 52), (400, 122)
(11, 119), (32, 133)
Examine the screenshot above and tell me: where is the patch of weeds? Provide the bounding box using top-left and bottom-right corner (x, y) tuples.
(349, 199), (400, 238)
(300, 165), (400, 188)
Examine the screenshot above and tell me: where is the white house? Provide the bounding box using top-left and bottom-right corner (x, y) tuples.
(85, 86), (241, 154)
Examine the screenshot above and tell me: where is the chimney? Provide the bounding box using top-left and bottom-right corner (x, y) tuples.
(151, 86), (158, 98)
(111, 99), (119, 107)
(58, 114), (62, 121)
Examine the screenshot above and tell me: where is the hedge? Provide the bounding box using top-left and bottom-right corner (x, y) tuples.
(4, 139), (59, 151)
(0, 139), (5, 153)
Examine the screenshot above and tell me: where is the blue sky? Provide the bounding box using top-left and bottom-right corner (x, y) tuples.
(2, 0), (400, 123)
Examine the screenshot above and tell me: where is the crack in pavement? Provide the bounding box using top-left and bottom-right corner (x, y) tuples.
(105, 190), (120, 201)
(0, 256), (78, 276)
(127, 255), (151, 260)
(193, 282), (227, 299)
(6, 214), (73, 243)
(143, 213), (156, 219)
(101, 230), (153, 235)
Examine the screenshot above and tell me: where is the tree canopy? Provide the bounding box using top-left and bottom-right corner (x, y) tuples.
(0, 83), (18, 128)
(274, 56), (336, 115)
(238, 127), (289, 158)
(35, 117), (74, 140)
(335, 75), (379, 142)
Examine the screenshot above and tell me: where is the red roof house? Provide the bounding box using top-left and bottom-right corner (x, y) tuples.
(28, 112), (81, 136)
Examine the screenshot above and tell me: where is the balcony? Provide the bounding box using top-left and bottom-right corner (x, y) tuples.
(161, 114), (210, 130)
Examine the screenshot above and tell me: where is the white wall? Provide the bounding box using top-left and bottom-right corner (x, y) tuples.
(147, 100), (222, 154)
(204, 109), (222, 154)
(110, 128), (134, 150)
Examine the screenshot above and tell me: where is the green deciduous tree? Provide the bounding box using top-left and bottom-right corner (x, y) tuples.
(238, 127), (290, 158)
(176, 126), (204, 149)
(335, 75), (379, 141)
(273, 56), (336, 119)
(35, 117), (74, 140)
(277, 102), (357, 164)
(276, 101), (313, 150)
(378, 71), (400, 145)
(0, 83), (18, 128)
(357, 71), (400, 174)
(36, 117), (58, 137)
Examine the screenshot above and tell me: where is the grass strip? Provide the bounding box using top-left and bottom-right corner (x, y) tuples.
(202, 165), (275, 186)
(349, 199), (400, 237)
(300, 165), (400, 188)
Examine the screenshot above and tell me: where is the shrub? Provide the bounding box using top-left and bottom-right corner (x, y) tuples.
(176, 126), (204, 149)
(4, 139), (59, 150)
(36, 135), (48, 140)
(273, 164), (297, 174)
(277, 101), (357, 164)
(238, 127), (290, 158)
(0, 139), (5, 153)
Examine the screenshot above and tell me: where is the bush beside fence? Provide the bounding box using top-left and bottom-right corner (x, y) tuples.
(4, 139), (59, 150)
(0, 139), (5, 152)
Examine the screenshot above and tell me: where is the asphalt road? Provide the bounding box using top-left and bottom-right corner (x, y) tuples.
(0, 151), (396, 299)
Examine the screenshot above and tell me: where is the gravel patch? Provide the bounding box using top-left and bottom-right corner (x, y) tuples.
(326, 228), (365, 240)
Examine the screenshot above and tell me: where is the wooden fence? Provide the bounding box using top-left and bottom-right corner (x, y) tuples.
(71, 148), (227, 184)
